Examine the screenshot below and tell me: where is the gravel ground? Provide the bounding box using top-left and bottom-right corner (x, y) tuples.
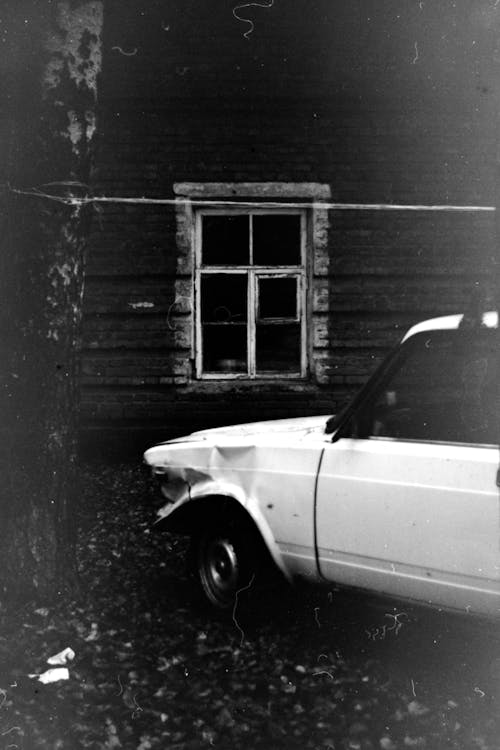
(0, 461), (499, 750)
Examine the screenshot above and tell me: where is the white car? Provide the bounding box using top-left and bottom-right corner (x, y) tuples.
(144, 312), (500, 616)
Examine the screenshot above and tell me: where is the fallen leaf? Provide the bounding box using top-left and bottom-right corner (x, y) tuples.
(216, 707), (235, 729)
(105, 718), (122, 748)
(404, 736), (427, 747)
(84, 623), (99, 642)
(408, 701), (430, 717)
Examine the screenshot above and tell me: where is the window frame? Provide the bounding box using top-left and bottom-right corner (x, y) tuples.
(194, 208), (308, 380)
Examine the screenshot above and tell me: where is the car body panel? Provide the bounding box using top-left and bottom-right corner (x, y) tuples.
(316, 437), (500, 616)
(144, 417), (329, 577)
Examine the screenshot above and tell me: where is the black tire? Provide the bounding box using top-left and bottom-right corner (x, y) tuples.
(190, 522), (258, 610)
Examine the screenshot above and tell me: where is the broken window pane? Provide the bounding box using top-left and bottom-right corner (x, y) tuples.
(258, 277), (297, 320)
(253, 215), (301, 265)
(201, 274), (247, 323)
(202, 325), (247, 373)
(202, 215), (249, 265)
(256, 323), (301, 373)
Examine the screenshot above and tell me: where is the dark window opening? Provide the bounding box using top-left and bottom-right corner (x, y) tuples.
(258, 277), (298, 320)
(202, 326), (247, 373)
(256, 323), (301, 374)
(253, 215), (301, 265)
(201, 274), (247, 323)
(202, 215), (249, 265)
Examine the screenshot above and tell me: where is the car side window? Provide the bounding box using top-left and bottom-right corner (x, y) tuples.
(354, 330), (499, 445)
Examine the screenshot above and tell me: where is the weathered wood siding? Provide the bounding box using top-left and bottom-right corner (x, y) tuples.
(81, 0), (498, 448)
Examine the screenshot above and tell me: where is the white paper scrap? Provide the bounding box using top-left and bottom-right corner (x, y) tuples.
(47, 647), (75, 665)
(29, 668), (70, 684)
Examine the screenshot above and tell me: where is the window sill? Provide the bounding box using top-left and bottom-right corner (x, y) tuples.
(197, 373), (308, 381)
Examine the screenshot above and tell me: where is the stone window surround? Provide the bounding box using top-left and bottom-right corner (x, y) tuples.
(173, 182), (331, 384)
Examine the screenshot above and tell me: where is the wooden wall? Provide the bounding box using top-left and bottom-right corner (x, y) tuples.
(81, 0), (499, 450)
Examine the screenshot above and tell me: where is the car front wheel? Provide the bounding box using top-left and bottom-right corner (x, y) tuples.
(192, 525), (256, 609)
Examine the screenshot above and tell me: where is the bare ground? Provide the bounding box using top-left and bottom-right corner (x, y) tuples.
(0, 462), (499, 750)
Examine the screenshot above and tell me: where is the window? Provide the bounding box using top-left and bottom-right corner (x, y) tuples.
(196, 210), (307, 378)
(355, 330), (500, 445)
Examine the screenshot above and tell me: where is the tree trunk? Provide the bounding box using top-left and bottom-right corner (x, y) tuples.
(0, 1), (103, 601)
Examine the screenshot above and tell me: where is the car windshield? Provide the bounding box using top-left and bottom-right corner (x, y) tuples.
(331, 327), (500, 445)
(325, 344), (402, 434)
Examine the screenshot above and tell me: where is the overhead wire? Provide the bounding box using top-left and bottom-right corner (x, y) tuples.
(2, 185), (495, 213)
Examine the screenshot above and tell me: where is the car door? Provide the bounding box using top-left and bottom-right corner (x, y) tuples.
(315, 328), (500, 616)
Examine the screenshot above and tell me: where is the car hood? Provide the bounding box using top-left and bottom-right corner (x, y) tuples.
(156, 414), (331, 446)
(144, 413), (332, 519)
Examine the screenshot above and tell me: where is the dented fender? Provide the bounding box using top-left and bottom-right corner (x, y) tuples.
(152, 470), (291, 579)
(145, 416), (329, 584)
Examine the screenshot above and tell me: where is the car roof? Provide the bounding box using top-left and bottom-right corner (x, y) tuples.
(402, 311), (499, 343)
